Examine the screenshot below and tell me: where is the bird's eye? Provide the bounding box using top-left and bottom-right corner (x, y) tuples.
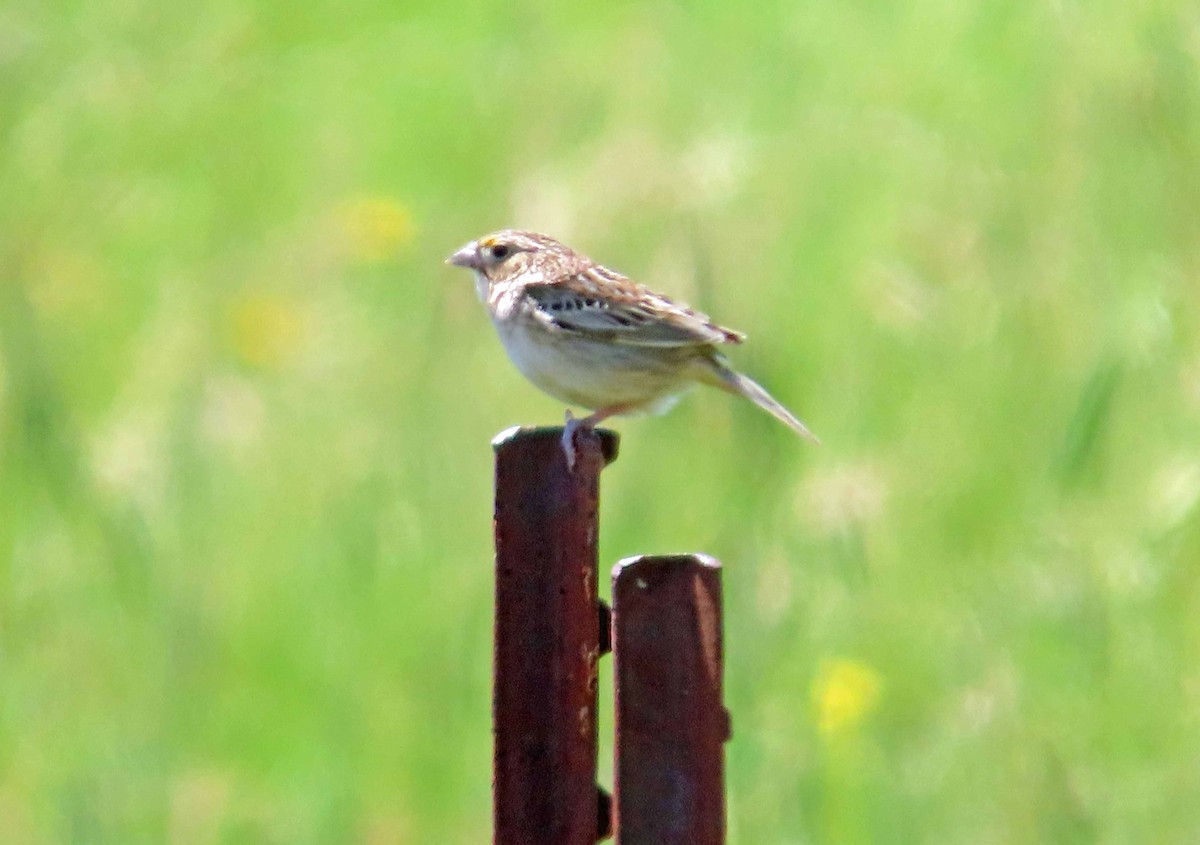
(491, 244), (510, 260)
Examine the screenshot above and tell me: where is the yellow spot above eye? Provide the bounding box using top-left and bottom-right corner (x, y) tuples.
(480, 236), (497, 249)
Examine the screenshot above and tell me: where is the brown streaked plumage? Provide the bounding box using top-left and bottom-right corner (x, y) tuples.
(447, 229), (817, 465)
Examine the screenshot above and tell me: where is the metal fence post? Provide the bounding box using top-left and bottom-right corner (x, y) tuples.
(612, 554), (728, 845)
(492, 426), (619, 845)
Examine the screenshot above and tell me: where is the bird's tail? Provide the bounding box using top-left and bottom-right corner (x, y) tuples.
(694, 354), (820, 443)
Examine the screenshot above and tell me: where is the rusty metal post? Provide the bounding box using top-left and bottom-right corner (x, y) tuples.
(612, 555), (728, 845)
(492, 426), (619, 845)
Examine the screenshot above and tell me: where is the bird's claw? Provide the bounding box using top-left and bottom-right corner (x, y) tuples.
(562, 410), (581, 472)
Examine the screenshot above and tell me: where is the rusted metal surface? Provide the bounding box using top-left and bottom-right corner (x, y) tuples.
(492, 425), (619, 845)
(612, 554), (727, 845)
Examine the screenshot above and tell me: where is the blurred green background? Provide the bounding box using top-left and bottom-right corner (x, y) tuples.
(3, 0), (1199, 842)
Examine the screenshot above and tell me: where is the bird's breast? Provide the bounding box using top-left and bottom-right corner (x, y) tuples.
(491, 315), (693, 412)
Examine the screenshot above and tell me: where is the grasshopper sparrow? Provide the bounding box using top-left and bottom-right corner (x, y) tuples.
(447, 229), (818, 466)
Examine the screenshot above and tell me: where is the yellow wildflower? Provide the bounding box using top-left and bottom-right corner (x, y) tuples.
(812, 658), (882, 737)
(338, 195), (414, 261)
(228, 294), (303, 369)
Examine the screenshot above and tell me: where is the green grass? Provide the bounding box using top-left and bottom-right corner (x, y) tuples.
(2, 0), (1199, 841)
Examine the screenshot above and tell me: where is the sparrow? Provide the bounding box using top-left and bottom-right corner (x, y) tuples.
(447, 229), (818, 467)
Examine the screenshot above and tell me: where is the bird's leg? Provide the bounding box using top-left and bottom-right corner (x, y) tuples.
(561, 405), (631, 471)
(562, 410), (582, 472)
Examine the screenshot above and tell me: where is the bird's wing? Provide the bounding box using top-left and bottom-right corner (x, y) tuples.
(522, 265), (744, 348)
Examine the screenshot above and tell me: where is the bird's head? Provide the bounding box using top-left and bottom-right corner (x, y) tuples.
(446, 230), (582, 287)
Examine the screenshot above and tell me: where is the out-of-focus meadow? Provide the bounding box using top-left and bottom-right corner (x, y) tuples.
(3, 0), (1199, 842)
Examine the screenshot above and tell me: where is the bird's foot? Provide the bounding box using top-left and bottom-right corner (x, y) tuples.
(562, 404), (629, 471)
(561, 410), (586, 472)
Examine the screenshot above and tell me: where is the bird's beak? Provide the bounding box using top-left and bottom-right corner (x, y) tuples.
(446, 241), (479, 269)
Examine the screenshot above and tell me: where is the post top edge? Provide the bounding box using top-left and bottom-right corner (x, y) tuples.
(612, 553), (723, 579)
(491, 426), (619, 463)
